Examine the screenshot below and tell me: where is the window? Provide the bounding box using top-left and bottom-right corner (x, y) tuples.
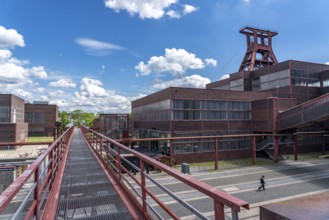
(0, 106), (10, 123)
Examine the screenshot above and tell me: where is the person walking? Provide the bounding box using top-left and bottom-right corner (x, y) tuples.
(258, 175), (266, 191)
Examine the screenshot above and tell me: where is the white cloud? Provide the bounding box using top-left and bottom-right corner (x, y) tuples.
(0, 49), (12, 60)
(49, 79), (76, 88)
(14, 88), (33, 100)
(0, 26), (25, 48)
(220, 74), (230, 80)
(104, 0), (197, 19)
(29, 66), (47, 79)
(183, 5), (198, 15)
(325, 62), (329, 65)
(166, 10), (181, 19)
(205, 58), (217, 67)
(166, 5), (198, 19)
(76, 38), (124, 56)
(0, 62), (27, 83)
(242, 0), (251, 4)
(135, 48), (215, 76)
(152, 74), (210, 90)
(80, 78), (109, 97)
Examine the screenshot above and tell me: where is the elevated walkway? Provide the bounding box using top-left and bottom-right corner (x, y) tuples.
(279, 93), (329, 131)
(0, 126), (250, 220)
(54, 128), (133, 219)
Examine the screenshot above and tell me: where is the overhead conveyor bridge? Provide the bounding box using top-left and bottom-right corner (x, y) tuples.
(279, 93), (329, 131)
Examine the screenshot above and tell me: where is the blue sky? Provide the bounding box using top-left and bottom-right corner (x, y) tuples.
(0, 0), (328, 113)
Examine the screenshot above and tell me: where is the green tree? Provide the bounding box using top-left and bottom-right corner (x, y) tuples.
(59, 111), (70, 129)
(70, 109), (96, 127)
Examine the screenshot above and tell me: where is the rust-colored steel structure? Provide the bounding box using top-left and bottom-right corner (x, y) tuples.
(239, 26), (278, 71)
(80, 125), (250, 220)
(0, 126), (74, 219)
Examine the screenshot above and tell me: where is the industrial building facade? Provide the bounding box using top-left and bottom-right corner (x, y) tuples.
(24, 103), (59, 137)
(98, 114), (130, 139)
(132, 60), (329, 163)
(0, 94), (28, 143)
(0, 94), (59, 143)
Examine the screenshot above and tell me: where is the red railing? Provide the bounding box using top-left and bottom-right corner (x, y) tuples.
(0, 126), (74, 220)
(80, 125), (249, 220)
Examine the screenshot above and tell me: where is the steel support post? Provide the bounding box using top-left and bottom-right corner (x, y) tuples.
(48, 149), (54, 191)
(322, 134), (326, 155)
(293, 134), (298, 161)
(252, 137), (256, 165)
(117, 146), (122, 180)
(274, 135), (279, 162)
(215, 139), (219, 170)
(170, 140), (173, 167)
(231, 208), (239, 220)
(34, 168), (39, 219)
(214, 200), (225, 220)
(140, 160), (147, 214)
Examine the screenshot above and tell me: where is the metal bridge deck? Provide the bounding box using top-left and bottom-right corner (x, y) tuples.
(55, 128), (133, 220)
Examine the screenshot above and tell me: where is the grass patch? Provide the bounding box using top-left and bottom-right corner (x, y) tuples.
(28, 137), (54, 142)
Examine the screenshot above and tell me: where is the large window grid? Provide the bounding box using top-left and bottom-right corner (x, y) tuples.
(230, 78), (244, 91)
(24, 112), (45, 124)
(259, 69), (290, 90)
(133, 99), (170, 122)
(172, 130), (251, 154)
(291, 69), (321, 88)
(173, 99), (250, 121)
(0, 106), (10, 123)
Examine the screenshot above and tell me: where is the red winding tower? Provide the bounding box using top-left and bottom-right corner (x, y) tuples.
(239, 26), (278, 71)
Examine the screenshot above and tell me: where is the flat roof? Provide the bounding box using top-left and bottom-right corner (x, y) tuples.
(261, 191), (329, 220)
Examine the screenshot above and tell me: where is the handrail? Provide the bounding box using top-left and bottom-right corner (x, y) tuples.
(0, 126), (74, 219)
(81, 125), (249, 220)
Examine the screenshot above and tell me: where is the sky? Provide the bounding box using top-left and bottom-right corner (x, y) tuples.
(0, 0), (328, 113)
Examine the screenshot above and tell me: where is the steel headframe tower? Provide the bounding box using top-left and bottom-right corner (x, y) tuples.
(239, 26), (278, 71)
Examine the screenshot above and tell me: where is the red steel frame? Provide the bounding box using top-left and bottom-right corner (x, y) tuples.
(0, 126), (74, 220)
(80, 125), (249, 220)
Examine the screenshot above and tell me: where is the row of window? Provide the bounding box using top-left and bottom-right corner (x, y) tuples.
(173, 100), (250, 110)
(173, 139), (251, 154)
(173, 110), (250, 120)
(25, 112), (45, 124)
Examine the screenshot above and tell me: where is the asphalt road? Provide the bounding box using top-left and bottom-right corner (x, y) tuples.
(134, 158), (329, 219)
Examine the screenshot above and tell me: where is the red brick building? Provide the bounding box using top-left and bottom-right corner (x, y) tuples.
(0, 94), (28, 143)
(24, 102), (59, 137)
(132, 60), (329, 163)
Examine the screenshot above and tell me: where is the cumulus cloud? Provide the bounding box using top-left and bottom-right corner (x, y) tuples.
(49, 79), (76, 88)
(76, 38), (124, 56)
(80, 78), (109, 97)
(0, 49), (47, 84)
(152, 74), (210, 90)
(325, 62), (329, 65)
(167, 4), (198, 19)
(183, 5), (198, 14)
(0, 26), (25, 48)
(29, 66), (47, 78)
(54, 77), (134, 113)
(135, 48), (216, 76)
(104, 0), (197, 19)
(220, 74), (230, 80)
(205, 58), (217, 67)
(0, 49), (12, 60)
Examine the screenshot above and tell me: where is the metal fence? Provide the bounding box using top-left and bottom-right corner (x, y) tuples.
(80, 125), (249, 220)
(0, 126), (74, 220)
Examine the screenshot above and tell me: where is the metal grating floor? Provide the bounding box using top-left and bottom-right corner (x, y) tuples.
(55, 128), (133, 220)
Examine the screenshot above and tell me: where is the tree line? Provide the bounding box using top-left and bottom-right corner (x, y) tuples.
(59, 109), (97, 129)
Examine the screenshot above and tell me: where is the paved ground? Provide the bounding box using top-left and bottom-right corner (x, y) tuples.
(131, 157), (329, 219)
